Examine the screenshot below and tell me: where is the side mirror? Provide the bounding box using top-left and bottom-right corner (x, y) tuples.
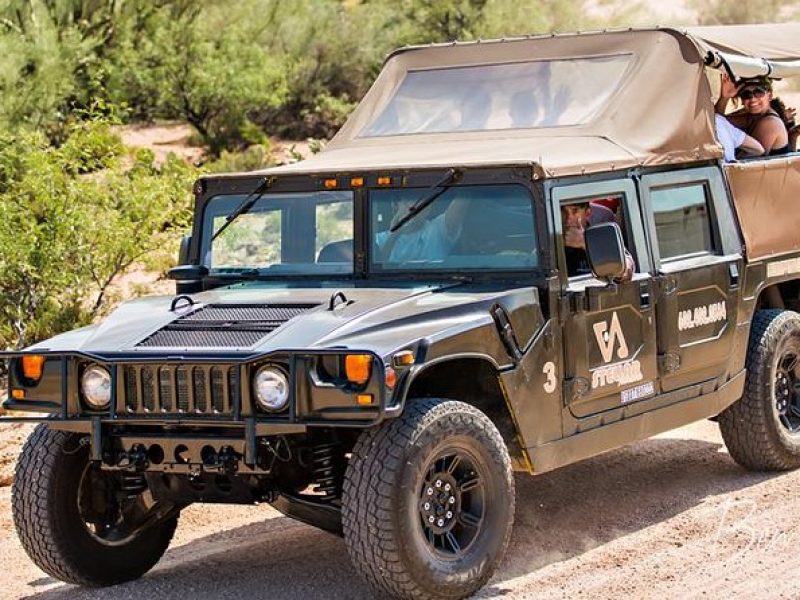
(177, 234), (192, 265)
(585, 222), (626, 281)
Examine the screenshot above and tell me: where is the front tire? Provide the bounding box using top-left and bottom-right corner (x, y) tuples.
(12, 424), (179, 586)
(720, 309), (800, 471)
(342, 398), (514, 600)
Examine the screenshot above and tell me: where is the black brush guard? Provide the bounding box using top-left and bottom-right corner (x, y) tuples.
(0, 349), (395, 464)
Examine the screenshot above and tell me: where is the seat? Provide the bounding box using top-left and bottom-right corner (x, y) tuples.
(317, 239), (353, 263)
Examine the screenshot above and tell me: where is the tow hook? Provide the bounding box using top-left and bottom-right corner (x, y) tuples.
(115, 444), (149, 470)
(202, 445), (240, 474)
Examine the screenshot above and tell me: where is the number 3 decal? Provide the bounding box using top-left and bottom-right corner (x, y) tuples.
(543, 361), (557, 393)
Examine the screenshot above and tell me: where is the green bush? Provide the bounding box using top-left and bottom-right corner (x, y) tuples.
(205, 144), (276, 174)
(0, 119), (197, 350)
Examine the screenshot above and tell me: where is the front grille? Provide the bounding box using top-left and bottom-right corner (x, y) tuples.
(123, 365), (238, 416)
(137, 303), (319, 348)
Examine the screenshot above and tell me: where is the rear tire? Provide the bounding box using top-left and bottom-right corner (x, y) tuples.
(342, 398), (514, 600)
(12, 424), (178, 586)
(719, 309), (800, 470)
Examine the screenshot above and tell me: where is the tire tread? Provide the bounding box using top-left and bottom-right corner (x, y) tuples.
(342, 398), (514, 600)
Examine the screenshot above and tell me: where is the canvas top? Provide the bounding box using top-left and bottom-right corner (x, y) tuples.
(235, 24), (800, 180)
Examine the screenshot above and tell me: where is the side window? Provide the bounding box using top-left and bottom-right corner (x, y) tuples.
(650, 184), (715, 260)
(561, 194), (630, 278)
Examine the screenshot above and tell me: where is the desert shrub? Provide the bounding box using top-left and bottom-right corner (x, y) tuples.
(0, 119), (197, 349)
(205, 144), (276, 174)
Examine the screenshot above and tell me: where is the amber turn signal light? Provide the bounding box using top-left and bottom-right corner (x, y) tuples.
(385, 367), (397, 390)
(357, 394), (373, 406)
(393, 350), (414, 367)
(345, 354), (372, 385)
(11, 389), (25, 399)
(22, 355), (45, 382)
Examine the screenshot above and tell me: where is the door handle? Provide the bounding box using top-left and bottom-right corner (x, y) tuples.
(728, 263), (739, 289)
(639, 281), (651, 309)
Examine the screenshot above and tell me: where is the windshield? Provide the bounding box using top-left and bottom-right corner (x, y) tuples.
(201, 191), (354, 276)
(362, 55), (631, 137)
(371, 184), (538, 272)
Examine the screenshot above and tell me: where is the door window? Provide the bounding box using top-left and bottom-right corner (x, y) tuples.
(650, 184), (716, 261)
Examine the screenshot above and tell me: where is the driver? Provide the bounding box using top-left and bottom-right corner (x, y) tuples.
(562, 200), (634, 281)
(377, 193), (469, 263)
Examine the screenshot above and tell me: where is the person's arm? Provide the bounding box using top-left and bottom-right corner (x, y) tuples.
(752, 118), (787, 154)
(444, 197), (469, 240)
(738, 133), (765, 156)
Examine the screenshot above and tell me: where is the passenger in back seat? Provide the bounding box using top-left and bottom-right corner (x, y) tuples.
(717, 74), (795, 156)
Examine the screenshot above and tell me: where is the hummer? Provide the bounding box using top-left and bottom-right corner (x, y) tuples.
(4, 24), (800, 600)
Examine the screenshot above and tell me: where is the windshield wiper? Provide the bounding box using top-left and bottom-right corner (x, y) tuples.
(211, 176), (274, 242)
(389, 168), (461, 233)
(213, 268), (262, 278)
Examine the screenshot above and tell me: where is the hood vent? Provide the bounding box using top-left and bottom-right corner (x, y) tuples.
(137, 303), (319, 348)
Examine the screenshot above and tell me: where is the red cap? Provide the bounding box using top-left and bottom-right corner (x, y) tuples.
(590, 197), (620, 212)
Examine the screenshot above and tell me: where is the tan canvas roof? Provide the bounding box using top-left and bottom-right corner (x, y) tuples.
(250, 25), (799, 180)
(686, 23), (800, 78)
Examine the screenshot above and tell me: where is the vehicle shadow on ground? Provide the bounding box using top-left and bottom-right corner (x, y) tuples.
(24, 435), (784, 600)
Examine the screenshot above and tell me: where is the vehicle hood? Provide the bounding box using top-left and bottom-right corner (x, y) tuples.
(31, 282), (540, 359)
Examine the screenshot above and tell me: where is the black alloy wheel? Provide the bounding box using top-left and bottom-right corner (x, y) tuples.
(417, 450), (485, 559)
(774, 351), (800, 434)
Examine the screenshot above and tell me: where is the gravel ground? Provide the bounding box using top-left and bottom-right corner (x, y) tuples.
(1, 419), (798, 599)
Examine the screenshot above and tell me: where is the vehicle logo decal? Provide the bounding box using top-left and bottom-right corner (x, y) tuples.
(678, 301), (726, 331)
(621, 381), (655, 404)
(767, 257), (800, 278)
(593, 311), (629, 363)
(592, 360), (643, 389)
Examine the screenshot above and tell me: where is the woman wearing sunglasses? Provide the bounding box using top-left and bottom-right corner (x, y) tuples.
(716, 74), (795, 156)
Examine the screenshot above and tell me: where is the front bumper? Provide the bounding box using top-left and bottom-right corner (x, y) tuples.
(1, 348), (395, 456)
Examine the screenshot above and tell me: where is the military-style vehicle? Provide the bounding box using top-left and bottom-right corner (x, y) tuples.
(3, 23), (800, 599)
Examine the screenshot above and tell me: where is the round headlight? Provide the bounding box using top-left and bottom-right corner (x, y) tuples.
(253, 366), (289, 412)
(81, 365), (111, 409)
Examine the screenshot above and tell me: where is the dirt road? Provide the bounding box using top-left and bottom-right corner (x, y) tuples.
(1, 419), (798, 599)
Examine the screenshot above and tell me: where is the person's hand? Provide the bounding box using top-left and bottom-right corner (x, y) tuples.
(720, 73), (741, 100)
(564, 225), (585, 249)
(785, 105), (797, 127)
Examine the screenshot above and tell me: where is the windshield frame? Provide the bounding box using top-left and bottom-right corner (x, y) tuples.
(192, 171), (550, 287)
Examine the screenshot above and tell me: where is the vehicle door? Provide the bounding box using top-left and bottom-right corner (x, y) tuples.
(551, 178), (659, 422)
(639, 166), (742, 392)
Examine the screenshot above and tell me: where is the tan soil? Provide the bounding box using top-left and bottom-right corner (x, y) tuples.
(117, 123), (205, 166)
(116, 122), (312, 167)
(1, 419), (799, 599)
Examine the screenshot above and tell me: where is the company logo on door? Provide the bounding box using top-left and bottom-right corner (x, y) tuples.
(591, 311), (643, 389)
(678, 301), (726, 331)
